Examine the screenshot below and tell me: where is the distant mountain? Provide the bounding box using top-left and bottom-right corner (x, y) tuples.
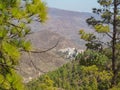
(18, 8), (101, 82)
(29, 7), (98, 49)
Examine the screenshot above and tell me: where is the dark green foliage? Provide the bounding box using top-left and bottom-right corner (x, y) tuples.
(27, 51), (115, 90)
(27, 75), (57, 90)
(76, 50), (109, 68)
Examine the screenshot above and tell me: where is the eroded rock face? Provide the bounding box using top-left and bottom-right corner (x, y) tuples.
(57, 48), (84, 60)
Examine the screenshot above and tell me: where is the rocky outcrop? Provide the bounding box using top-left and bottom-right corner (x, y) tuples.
(57, 48), (84, 60)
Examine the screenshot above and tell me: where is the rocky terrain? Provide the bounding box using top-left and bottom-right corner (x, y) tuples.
(18, 30), (79, 83)
(17, 8), (99, 83)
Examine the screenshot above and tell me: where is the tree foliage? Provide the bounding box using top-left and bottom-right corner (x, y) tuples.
(76, 50), (108, 68)
(27, 75), (57, 90)
(79, 0), (120, 86)
(0, 0), (47, 89)
(27, 51), (114, 90)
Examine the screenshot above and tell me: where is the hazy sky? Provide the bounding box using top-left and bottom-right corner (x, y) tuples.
(45, 0), (100, 12)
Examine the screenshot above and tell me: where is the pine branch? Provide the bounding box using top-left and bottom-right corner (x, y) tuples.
(7, 22), (23, 29)
(0, 63), (18, 70)
(29, 39), (60, 53)
(105, 32), (113, 39)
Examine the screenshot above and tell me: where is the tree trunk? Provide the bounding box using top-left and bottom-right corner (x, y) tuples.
(111, 0), (117, 86)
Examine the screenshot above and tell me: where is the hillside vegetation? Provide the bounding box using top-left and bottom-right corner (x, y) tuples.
(26, 50), (120, 90)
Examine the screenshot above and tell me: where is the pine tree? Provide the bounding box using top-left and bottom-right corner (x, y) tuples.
(79, 0), (120, 86)
(0, 0), (47, 89)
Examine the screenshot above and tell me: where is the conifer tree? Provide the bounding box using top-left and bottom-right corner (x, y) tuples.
(0, 0), (47, 89)
(79, 0), (120, 86)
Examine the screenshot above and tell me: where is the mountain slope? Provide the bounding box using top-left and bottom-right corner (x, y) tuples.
(29, 8), (97, 49)
(18, 30), (77, 83)
(18, 8), (96, 82)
